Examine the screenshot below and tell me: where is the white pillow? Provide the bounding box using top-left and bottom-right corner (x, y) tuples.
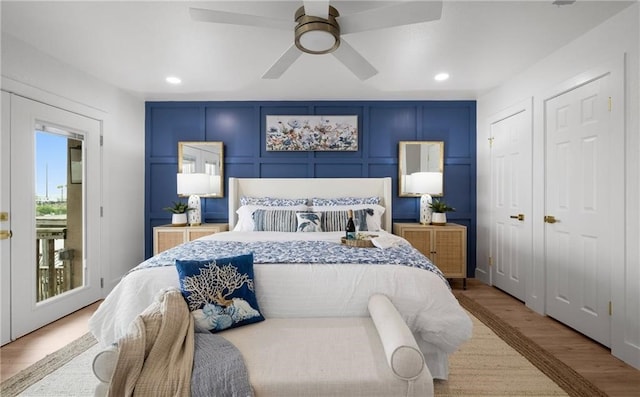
(368, 294), (425, 380)
(92, 344), (118, 383)
(310, 204), (385, 232)
(234, 204), (309, 231)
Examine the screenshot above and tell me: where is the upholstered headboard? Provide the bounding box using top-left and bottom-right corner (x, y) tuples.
(228, 177), (393, 232)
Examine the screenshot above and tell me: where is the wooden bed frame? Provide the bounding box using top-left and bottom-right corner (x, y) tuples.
(228, 177), (393, 232)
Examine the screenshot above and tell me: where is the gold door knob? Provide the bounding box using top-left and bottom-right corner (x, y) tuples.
(510, 214), (525, 221)
(544, 215), (558, 224)
(0, 230), (12, 240)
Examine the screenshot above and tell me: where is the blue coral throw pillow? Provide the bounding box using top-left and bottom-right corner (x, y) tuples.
(176, 253), (264, 333)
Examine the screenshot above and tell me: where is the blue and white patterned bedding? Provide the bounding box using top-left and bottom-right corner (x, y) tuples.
(134, 238), (449, 286)
(89, 230), (472, 380)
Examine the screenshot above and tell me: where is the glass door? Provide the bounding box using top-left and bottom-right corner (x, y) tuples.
(9, 95), (101, 339)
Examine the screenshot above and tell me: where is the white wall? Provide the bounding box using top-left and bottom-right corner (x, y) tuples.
(1, 33), (146, 294)
(476, 4), (639, 369)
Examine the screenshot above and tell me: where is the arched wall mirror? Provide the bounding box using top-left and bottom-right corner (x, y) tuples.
(398, 141), (444, 197)
(178, 141), (224, 198)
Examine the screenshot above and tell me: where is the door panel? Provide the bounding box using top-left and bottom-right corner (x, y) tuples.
(1, 91), (11, 345)
(490, 102), (532, 301)
(9, 95), (101, 339)
(545, 75), (611, 346)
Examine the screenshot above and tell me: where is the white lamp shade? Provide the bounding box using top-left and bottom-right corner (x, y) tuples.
(176, 173), (215, 196)
(409, 172), (443, 195)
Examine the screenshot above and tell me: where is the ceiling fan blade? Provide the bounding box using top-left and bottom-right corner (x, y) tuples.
(189, 7), (294, 31)
(338, 1), (443, 35)
(262, 45), (303, 79)
(303, 0), (330, 19)
(332, 40), (378, 81)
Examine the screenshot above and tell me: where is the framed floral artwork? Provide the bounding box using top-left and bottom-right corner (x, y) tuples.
(266, 115), (358, 151)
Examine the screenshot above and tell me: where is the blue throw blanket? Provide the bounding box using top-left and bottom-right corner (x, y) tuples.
(191, 333), (253, 397)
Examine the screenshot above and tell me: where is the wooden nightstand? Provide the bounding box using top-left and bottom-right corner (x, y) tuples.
(393, 222), (467, 289)
(153, 223), (229, 255)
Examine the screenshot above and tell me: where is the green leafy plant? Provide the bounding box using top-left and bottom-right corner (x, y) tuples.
(163, 201), (192, 214)
(429, 199), (455, 213)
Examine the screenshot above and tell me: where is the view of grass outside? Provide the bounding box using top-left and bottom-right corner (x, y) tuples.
(36, 201), (66, 216)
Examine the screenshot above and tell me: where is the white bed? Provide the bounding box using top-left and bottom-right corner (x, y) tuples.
(89, 177), (472, 381)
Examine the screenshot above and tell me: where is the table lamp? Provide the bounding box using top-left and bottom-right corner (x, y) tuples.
(409, 172), (443, 224)
(176, 173), (215, 226)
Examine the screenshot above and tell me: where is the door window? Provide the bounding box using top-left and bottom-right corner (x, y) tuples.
(34, 127), (84, 301)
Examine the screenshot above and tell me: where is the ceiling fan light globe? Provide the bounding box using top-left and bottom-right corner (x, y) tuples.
(298, 30), (337, 53)
(294, 6), (340, 55)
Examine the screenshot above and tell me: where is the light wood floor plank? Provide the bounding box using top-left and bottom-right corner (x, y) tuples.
(453, 279), (640, 396)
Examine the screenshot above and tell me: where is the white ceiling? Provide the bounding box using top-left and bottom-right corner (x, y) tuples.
(1, 1), (634, 101)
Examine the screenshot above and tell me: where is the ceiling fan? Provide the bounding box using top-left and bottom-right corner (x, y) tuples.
(189, 1), (443, 81)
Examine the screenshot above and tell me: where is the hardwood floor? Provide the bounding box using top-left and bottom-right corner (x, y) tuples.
(1, 281), (639, 395)
(451, 279), (640, 397)
(0, 301), (101, 382)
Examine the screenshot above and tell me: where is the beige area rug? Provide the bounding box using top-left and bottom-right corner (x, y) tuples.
(436, 311), (567, 396)
(1, 303), (606, 397)
(455, 294), (608, 397)
(1, 333), (99, 396)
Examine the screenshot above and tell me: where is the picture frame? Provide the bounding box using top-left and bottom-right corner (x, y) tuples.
(266, 115), (358, 151)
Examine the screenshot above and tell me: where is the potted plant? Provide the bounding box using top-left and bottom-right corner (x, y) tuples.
(429, 199), (455, 226)
(163, 201), (192, 226)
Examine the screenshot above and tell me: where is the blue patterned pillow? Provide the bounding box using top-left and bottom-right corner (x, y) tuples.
(240, 196), (308, 206)
(296, 212), (323, 232)
(176, 254), (264, 333)
(312, 197), (380, 206)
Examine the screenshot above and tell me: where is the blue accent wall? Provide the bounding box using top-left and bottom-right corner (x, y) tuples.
(145, 100), (476, 276)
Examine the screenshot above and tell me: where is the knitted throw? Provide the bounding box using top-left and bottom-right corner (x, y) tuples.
(108, 288), (195, 397)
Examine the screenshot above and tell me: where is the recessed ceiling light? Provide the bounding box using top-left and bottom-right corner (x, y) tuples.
(166, 76), (182, 85)
(434, 73), (449, 82)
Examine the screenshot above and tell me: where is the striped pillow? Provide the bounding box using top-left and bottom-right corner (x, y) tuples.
(252, 209), (298, 232)
(321, 209), (373, 232)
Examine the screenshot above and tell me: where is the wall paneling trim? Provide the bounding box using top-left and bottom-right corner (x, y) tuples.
(145, 100), (477, 275)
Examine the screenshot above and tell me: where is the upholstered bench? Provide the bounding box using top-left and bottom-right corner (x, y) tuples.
(93, 294), (434, 397)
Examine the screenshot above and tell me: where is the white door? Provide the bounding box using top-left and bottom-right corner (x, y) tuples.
(490, 102), (533, 301)
(544, 74), (615, 347)
(1, 91), (11, 345)
(8, 94), (102, 339)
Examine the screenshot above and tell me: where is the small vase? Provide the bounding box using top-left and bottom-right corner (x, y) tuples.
(171, 213), (187, 226)
(432, 212), (447, 226)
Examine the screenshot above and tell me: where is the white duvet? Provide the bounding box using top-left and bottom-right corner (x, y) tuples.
(88, 231), (472, 379)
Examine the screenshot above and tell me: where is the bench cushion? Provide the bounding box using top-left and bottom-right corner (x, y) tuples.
(219, 317), (434, 397)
